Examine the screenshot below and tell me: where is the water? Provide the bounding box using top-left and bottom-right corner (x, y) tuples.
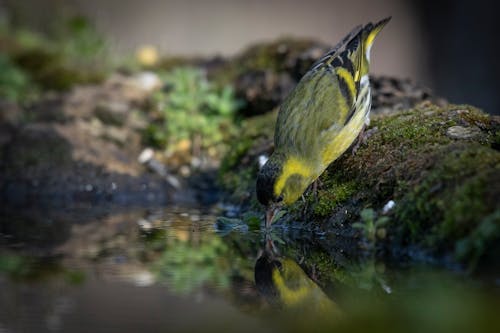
(1, 206), (499, 333)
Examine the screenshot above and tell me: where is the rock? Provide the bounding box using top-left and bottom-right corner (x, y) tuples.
(446, 125), (482, 139)
(370, 76), (441, 114)
(25, 95), (67, 123)
(0, 70), (177, 209)
(104, 126), (129, 144)
(138, 148), (182, 189)
(284, 44), (329, 78)
(209, 38), (330, 116)
(1, 124), (73, 170)
(133, 71), (162, 92)
(104, 73), (157, 105)
(0, 124), (14, 147)
(94, 100), (130, 126)
(0, 101), (23, 125)
(235, 70), (295, 116)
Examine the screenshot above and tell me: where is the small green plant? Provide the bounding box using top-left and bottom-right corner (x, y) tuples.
(353, 208), (390, 245)
(0, 54), (33, 102)
(149, 67), (242, 154)
(57, 15), (109, 72)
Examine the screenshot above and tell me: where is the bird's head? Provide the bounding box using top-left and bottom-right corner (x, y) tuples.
(256, 154), (284, 225)
(256, 153), (310, 225)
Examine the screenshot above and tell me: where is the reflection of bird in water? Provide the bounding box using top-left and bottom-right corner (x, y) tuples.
(254, 235), (341, 321)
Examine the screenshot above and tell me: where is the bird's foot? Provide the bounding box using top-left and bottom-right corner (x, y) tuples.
(301, 179), (325, 218)
(352, 126), (378, 155)
(311, 178), (324, 199)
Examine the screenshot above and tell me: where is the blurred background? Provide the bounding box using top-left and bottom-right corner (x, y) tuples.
(1, 0), (498, 114)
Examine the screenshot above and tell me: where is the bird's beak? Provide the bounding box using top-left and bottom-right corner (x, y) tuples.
(265, 205), (280, 228)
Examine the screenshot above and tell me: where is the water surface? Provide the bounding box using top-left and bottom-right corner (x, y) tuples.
(1, 206), (499, 333)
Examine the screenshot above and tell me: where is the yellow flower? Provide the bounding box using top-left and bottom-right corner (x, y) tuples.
(136, 45), (159, 67)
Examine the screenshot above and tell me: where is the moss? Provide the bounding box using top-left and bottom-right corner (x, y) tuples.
(219, 137), (255, 175)
(455, 211), (500, 269)
(440, 151), (499, 235)
(156, 56), (202, 72)
(312, 179), (358, 217)
(12, 47), (105, 91)
(453, 105), (492, 128)
(395, 144), (500, 255)
(219, 113), (274, 175)
(218, 111), (277, 204)
(493, 130), (500, 150)
(373, 107), (452, 148)
(0, 53), (35, 102)
(0, 252), (84, 282)
(235, 38), (317, 71)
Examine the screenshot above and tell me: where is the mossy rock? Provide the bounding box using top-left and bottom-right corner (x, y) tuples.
(211, 38), (328, 85)
(208, 38), (437, 118)
(1, 124), (72, 172)
(12, 47), (105, 91)
(218, 110), (277, 203)
(208, 38), (330, 117)
(220, 102), (500, 270)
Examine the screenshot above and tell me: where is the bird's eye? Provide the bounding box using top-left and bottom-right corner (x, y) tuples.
(277, 195), (284, 202)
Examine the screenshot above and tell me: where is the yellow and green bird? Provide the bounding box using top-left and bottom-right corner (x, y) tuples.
(256, 18), (391, 226)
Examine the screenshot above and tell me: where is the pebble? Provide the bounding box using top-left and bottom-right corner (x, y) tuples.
(446, 125), (481, 139)
(133, 271), (155, 287)
(138, 148), (154, 164)
(137, 219), (152, 231)
(134, 71), (162, 92)
(258, 155), (269, 168)
(382, 200), (396, 214)
(179, 165), (191, 177)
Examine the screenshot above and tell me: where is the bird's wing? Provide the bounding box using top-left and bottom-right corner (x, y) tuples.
(310, 24), (363, 71)
(275, 66), (350, 158)
(275, 28), (366, 157)
(274, 18), (390, 159)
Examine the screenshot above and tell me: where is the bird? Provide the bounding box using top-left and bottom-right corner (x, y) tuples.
(256, 17), (391, 227)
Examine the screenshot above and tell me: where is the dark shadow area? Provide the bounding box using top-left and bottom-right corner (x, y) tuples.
(413, 0), (500, 114)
